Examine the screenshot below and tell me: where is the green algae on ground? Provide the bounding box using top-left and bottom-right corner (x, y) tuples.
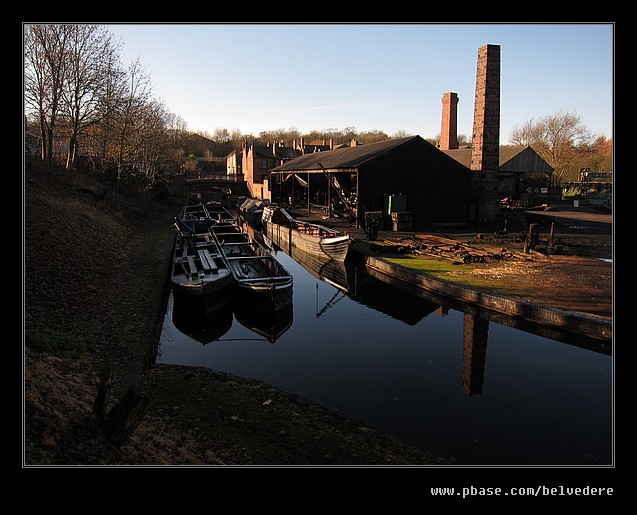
(351, 239), (535, 296)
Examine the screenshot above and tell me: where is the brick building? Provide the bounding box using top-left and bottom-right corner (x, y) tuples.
(241, 141), (301, 200)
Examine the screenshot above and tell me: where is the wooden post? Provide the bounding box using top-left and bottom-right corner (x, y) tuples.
(99, 388), (152, 447)
(92, 370), (116, 419)
(524, 223), (539, 253)
(327, 172), (332, 218)
(548, 222), (555, 252)
(356, 171), (360, 228)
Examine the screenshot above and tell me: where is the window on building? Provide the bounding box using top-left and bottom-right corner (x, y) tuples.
(261, 159), (268, 169)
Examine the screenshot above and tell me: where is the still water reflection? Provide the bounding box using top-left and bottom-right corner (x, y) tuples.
(158, 239), (612, 465)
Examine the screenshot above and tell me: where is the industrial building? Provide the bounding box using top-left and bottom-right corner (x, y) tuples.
(269, 135), (472, 229)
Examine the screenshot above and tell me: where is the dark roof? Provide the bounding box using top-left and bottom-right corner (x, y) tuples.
(251, 145), (301, 160)
(300, 144), (332, 153)
(271, 136), (426, 172)
(442, 145), (554, 174)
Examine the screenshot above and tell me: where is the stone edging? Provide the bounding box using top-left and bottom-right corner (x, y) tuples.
(362, 254), (612, 343)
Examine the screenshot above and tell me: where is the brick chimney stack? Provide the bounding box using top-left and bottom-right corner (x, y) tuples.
(470, 44), (501, 221)
(440, 92), (459, 150)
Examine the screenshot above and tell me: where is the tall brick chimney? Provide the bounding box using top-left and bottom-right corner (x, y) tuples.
(440, 92), (459, 150)
(470, 44), (501, 221)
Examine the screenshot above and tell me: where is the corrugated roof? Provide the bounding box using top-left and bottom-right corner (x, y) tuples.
(441, 145), (553, 173)
(270, 136), (423, 172)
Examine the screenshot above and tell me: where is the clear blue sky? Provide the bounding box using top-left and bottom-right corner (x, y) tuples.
(109, 23), (614, 142)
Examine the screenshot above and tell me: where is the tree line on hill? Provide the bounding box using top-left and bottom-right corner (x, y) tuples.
(24, 24), (612, 193)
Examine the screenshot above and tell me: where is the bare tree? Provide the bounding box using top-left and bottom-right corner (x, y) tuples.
(114, 57), (153, 189)
(165, 112), (187, 140)
(212, 127), (231, 142)
(127, 99), (180, 187)
(87, 44), (127, 168)
(509, 110), (594, 184)
(392, 129), (414, 139)
(458, 134), (470, 146)
(24, 24), (70, 169)
(62, 25), (118, 170)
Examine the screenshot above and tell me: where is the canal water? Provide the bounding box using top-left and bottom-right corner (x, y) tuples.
(157, 234), (613, 466)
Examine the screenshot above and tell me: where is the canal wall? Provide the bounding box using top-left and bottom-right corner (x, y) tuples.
(360, 254), (612, 343)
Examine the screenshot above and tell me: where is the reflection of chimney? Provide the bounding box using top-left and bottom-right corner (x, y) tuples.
(440, 92), (459, 150)
(329, 138), (333, 150)
(436, 305), (449, 317)
(462, 313), (489, 395)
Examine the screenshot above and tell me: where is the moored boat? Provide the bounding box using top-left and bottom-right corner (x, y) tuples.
(212, 218), (293, 312)
(238, 198), (269, 230)
(170, 218), (234, 311)
(179, 203), (214, 235)
(261, 205), (352, 262)
(205, 201), (236, 224)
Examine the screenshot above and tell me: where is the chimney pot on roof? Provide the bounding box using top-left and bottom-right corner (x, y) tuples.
(351, 139), (358, 147)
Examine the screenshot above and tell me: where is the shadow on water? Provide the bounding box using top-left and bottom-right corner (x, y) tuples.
(290, 247), (440, 326)
(280, 235), (611, 356)
(360, 264), (611, 356)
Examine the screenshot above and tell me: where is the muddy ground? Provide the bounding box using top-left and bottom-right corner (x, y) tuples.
(22, 167), (612, 466)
